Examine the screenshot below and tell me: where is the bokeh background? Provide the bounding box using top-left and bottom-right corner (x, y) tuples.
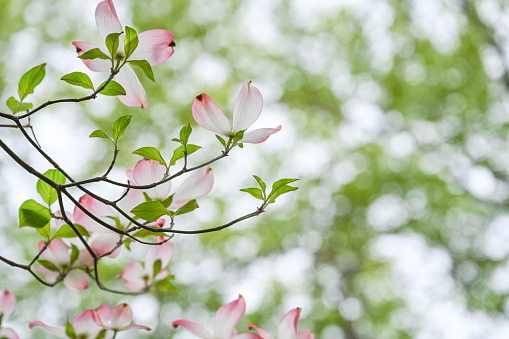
(1, 0), (509, 338)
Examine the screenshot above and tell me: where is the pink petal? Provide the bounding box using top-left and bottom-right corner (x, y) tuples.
(93, 304), (113, 328)
(63, 270), (90, 291)
(29, 321), (66, 338)
(132, 159), (171, 200)
(297, 330), (316, 339)
(41, 239), (70, 268)
(192, 94), (232, 136)
(0, 327), (20, 339)
(126, 167), (135, 183)
(89, 232), (121, 258)
(74, 248), (94, 267)
(108, 304), (137, 330)
(120, 261), (147, 292)
(34, 265), (59, 283)
(214, 295), (246, 339)
(248, 325), (275, 339)
(123, 323), (151, 331)
(145, 238), (174, 275)
(54, 211), (74, 230)
(232, 81), (263, 133)
(0, 290), (16, 322)
(72, 41), (111, 72)
(130, 29), (175, 67)
(72, 310), (102, 336)
(115, 65), (149, 108)
(172, 167), (213, 207)
(74, 194), (115, 233)
(233, 333), (264, 339)
(117, 188), (145, 227)
(277, 308), (300, 339)
(95, 0), (123, 40)
(172, 319), (213, 339)
(241, 126), (281, 144)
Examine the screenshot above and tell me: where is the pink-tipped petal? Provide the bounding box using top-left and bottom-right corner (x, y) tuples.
(0, 327), (20, 339)
(172, 167), (213, 206)
(214, 295), (246, 339)
(93, 304), (113, 329)
(277, 308), (300, 339)
(297, 329), (316, 339)
(63, 270), (90, 291)
(72, 41), (111, 72)
(0, 290), (16, 321)
(132, 159), (171, 200)
(89, 233), (121, 258)
(72, 310), (102, 336)
(34, 265), (59, 283)
(109, 304), (133, 330)
(29, 321), (66, 338)
(74, 249), (94, 268)
(115, 65), (149, 108)
(120, 261), (146, 292)
(192, 94), (232, 136)
(74, 194), (115, 233)
(124, 323), (151, 331)
(248, 325), (275, 339)
(232, 81), (263, 132)
(145, 238), (174, 274)
(130, 29), (175, 67)
(95, 0), (123, 40)
(42, 239), (70, 268)
(173, 319), (213, 339)
(241, 126), (281, 144)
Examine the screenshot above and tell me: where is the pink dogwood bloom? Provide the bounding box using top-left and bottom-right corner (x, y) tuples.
(29, 310), (110, 339)
(73, 0), (175, 108)
(119, 236), (174, 292)
(192, 80), (281, 144)
(92, 304), (150, 332)
(172, 295), (261, 339)
(0, 290), (19, 339)
(34, 239), (92, 291)
(248, 308), (315, 339)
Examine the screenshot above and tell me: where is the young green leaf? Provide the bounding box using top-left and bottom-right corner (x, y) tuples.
(54, 224), (90, 238)
(162, 194), (174, 209)
(35, 223), (51, 239)
(175, 199), (199, 215)
(37, 259), (59, 272)
(253, 175), (266, 196)
(89, 129), (111, 140)
(37, 169), (66, 206)
(169, 144), (201, 166)
(69, 244), (80, 266)
(18, 63), (46, 102)
(179, 123), (192, 145)
(65, 318), (77, 339)
(267, 185), (299, 204)
(98, 80), (126, 96)
(6, 96), (32, 114)
(131, 201), (170, 222)
(269, 178), (299, 198)
(153, 259), (162, 278)
(105, 32), (123, 57)
(78, 48), (110, 60)
(133, 147), (167, 166)
(19, 199), (52, 228)
(96, 329), (108, 339)
(128, 60), (155, 82)
(216, 135), (227, 148)
(240, 187), (264, 200)
(112, 115), (132, 142)
(61, 72), (94, 90)
(155, 278), (177, 292)
(232, 130), (245, 146)
(124, 26), (139, 60)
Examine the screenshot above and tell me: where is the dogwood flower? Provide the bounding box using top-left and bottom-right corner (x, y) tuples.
(73, 0), (175, 108)
(34, 239), (93, 291)
(119, 236), (174, 292)
(0, 290), (19, 339)
(248, 308), (315, 339)
(192, 80), (281, 144)
(172, 295), (261, 339)
(92, 304), (150, 332)
(29, 310), (109, 339)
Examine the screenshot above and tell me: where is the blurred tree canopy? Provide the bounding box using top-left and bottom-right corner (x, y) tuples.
(1, 0), (509, 338)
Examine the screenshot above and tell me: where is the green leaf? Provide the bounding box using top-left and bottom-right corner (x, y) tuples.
(89, 129), (111, 140)
(153, 259), (162, 278)
(19, 199), (52, 228)
(179, 123), (192, 145)
(132, 229), (156, 238)
(232, 130), (245, 145)
(175, 199), (199, 215)
(162, 194), (174, 209)
(60, 72), (94, 90)
(155, 278), (177, 292)
(131, 201), (170, 222)
(133, 147), (167, 166)
(78, 48), (110, 60)
(54, 224), (90, 238)
(269, 178), (299, 199)
(253, 175), (266, 196)
(37, 169), (66, 206)
(169, 144), (201, 166)
(112, 115), (132, 142)
(97, 80), (126, 96)
(105, 32), (123, 57)
(35, 223), (51, 239)
(95, 329), (108, 339)
(38, 259), (59, 272)
(69, 245), (80, 266)
(6, 96), (32, 114)
(240, 187), (264, 200)
(124, 26), (139, 60)
(171, 138), (181, 143)
(18, 63), (46, 102)
(267, 185), (299, 204)
(128, 60), (155, 82)
(65, 318), (77, 339)
(216, 135), (227, 148)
